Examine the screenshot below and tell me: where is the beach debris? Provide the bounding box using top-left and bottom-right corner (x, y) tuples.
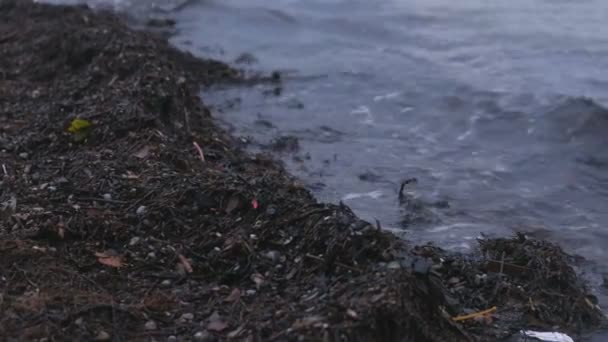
(133, 145), (151, 159)
(224, 288), (241, 302)
(177, 254), (193, 274)
(94, 251), (123, 268)
(520, 330), (574, 342)
(251, 273), (264, 288)
(193, 141), (205, 162)
(207, 312), (228, 332)
(452, 306), (496, 322)
(67, 118), (92, 142)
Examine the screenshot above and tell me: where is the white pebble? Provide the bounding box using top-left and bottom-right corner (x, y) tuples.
(193, 331), (210, 341)
(95, 331), (110, 341)
(386, 261), (401, 269)
(103, 193), (112, 200)
(181, 313), (194, 320)
(145, 320), (157, 330)
(129, 236), (141, 246)
(136, 206), (147, 215)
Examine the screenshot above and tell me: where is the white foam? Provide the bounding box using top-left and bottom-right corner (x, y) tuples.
(427, 222), (485, 233)
(341, 190), (383, 201)
(373, 92), (400, 102)
(350, 105), (371, 116)
(457, 129), (472, 141)
(350, 105), (374, 124)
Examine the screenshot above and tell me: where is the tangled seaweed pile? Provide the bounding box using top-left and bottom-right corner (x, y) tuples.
(0, 1), (605, 341)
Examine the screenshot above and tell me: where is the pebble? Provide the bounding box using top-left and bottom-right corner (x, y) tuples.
(264, 250), (280, 262)
(19, 152), (28, 159)
(95, 331), (110, 341)
(386, 261), (401, 269)
(102, 193), (112, 200)
(475, 274), (487, 286)
(161, 279), (171, 287)
(145, 320), (157, 331)
(74, 317), (84, 326)
(147, 252), (156, 259)
(193, 331), (211, 341)
(167, 336), (177, 342)
(181, 313), (194, 320)
(136, 205), (147, 215)
(129, 236), (141, 246)
(265, 206), (277, 215)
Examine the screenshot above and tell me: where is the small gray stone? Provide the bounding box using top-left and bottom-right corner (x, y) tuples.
(129, 236), (141, 246)
(167, 336), (178, 342)
(386, 261), (401, 269)
(136, 205), (147, 215)
(193, 331), (211, 341)
(161, 279), (171, 287)
(181, 313), (194, 320)
(74, 317), (84, 326)
(102, 193), (112, 200)
(18, 152), (28, 159)
(264, 250), (280, 262)
(95, 331), (110, 341)
(145, 320), (157, 331)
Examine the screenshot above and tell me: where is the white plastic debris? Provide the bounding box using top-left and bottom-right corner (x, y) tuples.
(520, 330), (574, 342)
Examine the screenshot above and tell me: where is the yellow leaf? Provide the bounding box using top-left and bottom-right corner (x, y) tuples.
(67, 118), (92, 133)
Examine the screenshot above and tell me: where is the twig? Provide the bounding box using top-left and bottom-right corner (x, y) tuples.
(398, 177), (418, 201)
(51, 267), (109, 294)
(111, 298), (123, 342)
(2, 164), (7, 176)
(193, 141), (205, 162)
(62, 304), (135, 325)
(126, 189), (156, 211)
(183, 107), (191, 135)
(12, 263), (38, 288)
(76, 197), (128, 205)
(452, 306), (497, 322)
(305, 253), (361, 273)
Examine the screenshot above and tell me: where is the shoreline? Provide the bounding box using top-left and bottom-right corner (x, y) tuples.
(0, 1), (605, 341)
